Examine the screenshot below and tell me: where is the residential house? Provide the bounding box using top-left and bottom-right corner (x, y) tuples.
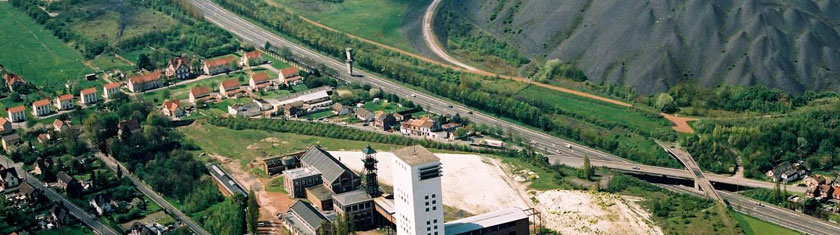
(820, 185), (834, 199)
(6, 105), (25, 122)
(203, 57), (236, 75)
(373, 111), (396, 131)
(189, 86), (211, 104)
(241, 50), (264, 66)
(284, 201), (328, 235)
(50, 205), (70, 227)
(18, 181), (41, 203)
(103, 82), (121, 99)
(0, 167), (20, 191)
(89, 194), (114, 215)
(279, 66), (303, 86)
(0, 117), (12, 135)
(355, 108), (374, 122)
(305, 185), (334, 211)
(165, 57), (192, 79)
(53, 119), (68, 133)
(283, 166), (323, 198)
(32, 99), (51, 116)
(127, 71), (163, 93)
(161, 100), (185, 118)
(54, 94), (75, 110)
(766, 161), (806, 183)
(128, 222), (161, 235)
(57, 171), (83, 197)
(3, 73), (25, 91)
(249, 72), (272, 91)
(300, 146), (361, 194)
(253, 99), (275, 112)
(33, 157), (52, 176)
(333, 190), (376, 230)
(2, 133), (20, 152)
(333, 103), (352, 116)
(80, 88), (98, 105)
(401, 116), (440, 137)
(228, 102), (263, 117)
(37, 133), (52, 143)
(393, 111), (412, 122)
(219, 79), (244, 98)
(284, 102), (304, 118)
(118, 119), (142, 140)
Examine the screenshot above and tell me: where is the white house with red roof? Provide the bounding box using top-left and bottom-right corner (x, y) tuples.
(3, 73), (25, 92)
(278, 66), (303, 86)
(53, 119), (68, 133)
(189, 86), (211, 104)
(80, 88), (98, 105)
(6, 106), (25, 123)
(103, 82), (121, 99)
(240, 50), (264, 66)
(161, 100), (185, 118)
(0, 118), (12, 135)
(249, 72), (272, 91)
(219, 79), (243, 98)
(203, 57), (236, 75)
(127, 71), (163, 93)
(55, 94), (75, 111)
(32, 99), (51, 116)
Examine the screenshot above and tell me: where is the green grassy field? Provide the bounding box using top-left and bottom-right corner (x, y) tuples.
(36, 225), (94, 235)
(732, 211), (800, 235)
(269, 0), (424, 52)
(0, 4), (94, 91)
(90, 54), (134, 73)
(70, 7), (178, 44)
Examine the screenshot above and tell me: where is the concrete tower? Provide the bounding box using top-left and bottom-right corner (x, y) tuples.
(345, 48), (354, 76)
(392, 145), (443, 235)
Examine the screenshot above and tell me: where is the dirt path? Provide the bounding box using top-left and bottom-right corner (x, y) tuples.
(114, 53), (136, 66)
(660, 113), (697, 133)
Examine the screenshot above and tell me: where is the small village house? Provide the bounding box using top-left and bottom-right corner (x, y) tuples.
(37, 133), (52, 144)
(373, 111), (396, 131)
(3, 73), (25, 92)
(127, 71), (163, 93)
(33, 157), (52, 176)
(333, 103), (352, 116)
(0, 167), (20, 192)
(228, 102), (263, 117)
(6, 105), (25, 122)
(53, 119), (68, 133)
(2, 133), (20, 152)
(57, 171), (83, 196)
(32, 99), (51, 116)
(766, 161), (806, 183)
(103, 82), (121, 99)
(284, 102), (304, 118)
(80, 87), (98, 105)
(355, 108), (374, 122)
(279, 66), (303, 86)
(165, 56), (192, 79)
(249, 72), (272, 91)
(161, 99), (185, 118)
(0, 117), (12, 135)
(219, 79), (244, 98)
(54, 94), (75, 110)
(401, 116), (440, 137)
(88, 194), (115, 215)
(118, 119), (142, 140)
(203, 57), (236, 75)
(189, 86), (211, 104)
(18, 182), (41, 203)
(241, 50), (264, 66)
(50, 205), (70, 227)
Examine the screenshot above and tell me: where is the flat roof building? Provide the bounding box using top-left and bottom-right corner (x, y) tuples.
(305, 185), (334, 211)
(284, 166), (322, 198)
(443, 208), (529, 235)
(333, 190), (376, 230)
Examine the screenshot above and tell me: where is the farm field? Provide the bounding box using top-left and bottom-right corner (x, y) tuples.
(69, 5), (178, 44)
(268, 0), (424, 52)
(0, 4), (94, 91)
(732, 211), (800, 235)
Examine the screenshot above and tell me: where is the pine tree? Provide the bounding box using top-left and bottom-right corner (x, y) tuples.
(583, 155), (592, 180)
(246, 189), (260, 234)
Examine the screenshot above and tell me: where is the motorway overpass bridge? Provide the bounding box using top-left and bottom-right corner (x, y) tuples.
(548, 155), (806, 194)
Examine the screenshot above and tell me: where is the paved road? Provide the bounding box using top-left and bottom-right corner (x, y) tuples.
(94, 153), (211, 235)
(658, 141), (723, 202)
(422, 0), (477, 71)
(659, 184), (840, 235)
(187, 0), (631, 166)
(0, 156), (118, 235)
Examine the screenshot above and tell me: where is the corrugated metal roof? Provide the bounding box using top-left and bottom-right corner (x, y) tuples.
(288, 201), (328, 232)
(300, 146), (356, 184)
(444, 207), (527, 234)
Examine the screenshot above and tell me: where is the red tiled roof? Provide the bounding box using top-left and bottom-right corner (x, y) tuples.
(57, 94), (74, 101)
(7, 106), (25, 113)
(244, 50), (262, 59)
(191, 86), (210, 97)
(0, 117), (8, 126)
(163, 99), (181, 112)
(251, 73), (270, 83)
(285, 75), (302, 83)
(129, 71), (162, 84)
(3, 73), (24, 85)
(104, 82), (120, 89)
(204, 57), (236, 68)
(33, 99), (50, 107)
(53, 119), (65, 128)
(279, 67), (299, 78)
(169, 57), (190, 69)
(80, 88), (97, 95)
(403, 117), (435, 129)
(220, 79), (240, 90)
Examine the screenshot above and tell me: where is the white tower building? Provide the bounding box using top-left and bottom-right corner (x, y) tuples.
(392, 145), (444, 235)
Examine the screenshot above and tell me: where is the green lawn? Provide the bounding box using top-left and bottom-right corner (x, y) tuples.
(269, 0), (426, 52)
(70, 7), (178, 45)
(0, 4), (94, 91)
(363, 101), (409, 113)
(732, 211), (800, 235)
(90, 54), (134, 73)
(265, 177), (287, 193)
(37, 225), (94, 235)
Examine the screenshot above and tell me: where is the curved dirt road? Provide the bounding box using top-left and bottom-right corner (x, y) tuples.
(422, 0), (478, 71)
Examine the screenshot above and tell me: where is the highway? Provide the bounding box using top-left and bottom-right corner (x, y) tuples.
(186, 0), (631, 166)
(94, 153), (211, 235)
(658, 141), (723, 202)
(659, 184), (840, 235)
(0, 156), (118, 235)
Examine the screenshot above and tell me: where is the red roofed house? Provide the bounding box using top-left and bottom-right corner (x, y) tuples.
(219, 79), (244, 98)
(32, 99), (51, 116)
(0, 118), (12, 135)
(249, 72), (272, 91)
(103, 82), (121, 99)
(55, 94), (75, 110)
(80, 88), (98, 105)
(127, 71), (163, 93)
(161, 100), (185, 118)
(3, 73), (25, 92)
(400, 116), (440, 138)
(165, 57), (192, 79)
(53, 119), (68, 133)
(6, 106), (25, 123)
(203, 57), (236, 75)
(189, 86), (211, 104)
(241, 50), (264, 66)
(278, 66), (303, 86)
